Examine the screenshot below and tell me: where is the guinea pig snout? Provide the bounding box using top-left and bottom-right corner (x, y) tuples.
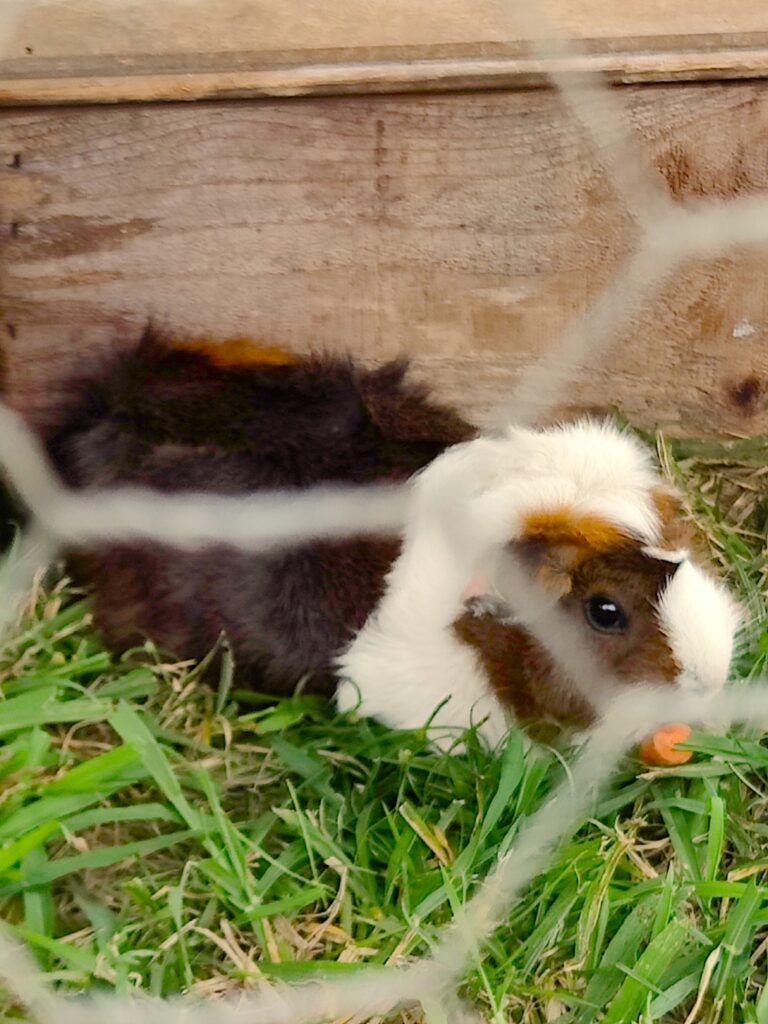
(675, 669), (726, 696)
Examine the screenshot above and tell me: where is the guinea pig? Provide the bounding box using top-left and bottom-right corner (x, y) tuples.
(336, 420), (741, 746)
(5, 327), (740, 746)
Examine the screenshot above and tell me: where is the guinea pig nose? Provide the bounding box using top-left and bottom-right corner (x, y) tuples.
(677, 670), (725, 696)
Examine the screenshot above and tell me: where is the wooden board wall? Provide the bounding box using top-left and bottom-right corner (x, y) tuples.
(1, 0), (768, 103)
(1, 82), (767, 436)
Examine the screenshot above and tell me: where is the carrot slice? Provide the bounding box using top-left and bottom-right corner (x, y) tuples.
(638, 723), (692, 766)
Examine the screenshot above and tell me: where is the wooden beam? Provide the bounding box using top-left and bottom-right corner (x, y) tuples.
(4, 47), (768, 106)
(1, 83), (767, 436)
(2, 0), (768, 105)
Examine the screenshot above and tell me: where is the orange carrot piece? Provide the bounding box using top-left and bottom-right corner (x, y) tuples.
(638, 723), (692, 766)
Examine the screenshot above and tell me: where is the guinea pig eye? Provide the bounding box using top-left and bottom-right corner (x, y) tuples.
(584, 595), (628, 634)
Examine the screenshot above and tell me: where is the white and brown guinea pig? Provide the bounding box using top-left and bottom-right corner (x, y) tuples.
(11, 326), (739, 746)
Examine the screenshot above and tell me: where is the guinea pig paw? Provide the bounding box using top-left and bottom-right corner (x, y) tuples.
(464, 593), (515, 621)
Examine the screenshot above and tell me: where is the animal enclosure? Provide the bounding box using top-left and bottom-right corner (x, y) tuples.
(1, 3), (768, 1024)
(1, 0), (767, 435)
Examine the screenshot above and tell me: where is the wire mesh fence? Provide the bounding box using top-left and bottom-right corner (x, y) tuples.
(1, 2), (767, 1021)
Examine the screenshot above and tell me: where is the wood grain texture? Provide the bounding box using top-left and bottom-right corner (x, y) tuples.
(1, 0), (768, 104)
(1, 83), (767, 436)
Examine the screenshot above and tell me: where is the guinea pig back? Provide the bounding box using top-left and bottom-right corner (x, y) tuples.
(35, 326), (474, 695)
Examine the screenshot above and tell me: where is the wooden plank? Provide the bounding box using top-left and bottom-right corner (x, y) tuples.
(5, 48), (768, 107)
(2, 1), (768, 104)
(1, 83), (767, 436)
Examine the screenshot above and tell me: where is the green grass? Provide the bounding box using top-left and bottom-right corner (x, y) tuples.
(0, 435), (766, 1023)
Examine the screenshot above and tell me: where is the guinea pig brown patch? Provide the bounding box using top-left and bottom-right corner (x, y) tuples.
(173, 337), (299, 368)
(523, 510), (628, 553)
(564, 545), (682, 685)
(453, 612), (596, 730)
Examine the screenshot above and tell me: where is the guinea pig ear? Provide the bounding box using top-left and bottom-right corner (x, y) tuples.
(641, 546), (686, 587)
(508, 537), (584, 598)
(651, 486), (700, 552)
(641, 545), (687, 565)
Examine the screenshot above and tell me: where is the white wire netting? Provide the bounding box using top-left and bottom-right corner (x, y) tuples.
(1, 2), (768, 1022)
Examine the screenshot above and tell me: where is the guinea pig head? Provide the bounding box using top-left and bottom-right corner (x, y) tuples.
(506, 499), (740, 703)
(459, 421), (741, 725)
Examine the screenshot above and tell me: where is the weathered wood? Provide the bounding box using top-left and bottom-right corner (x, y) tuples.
(1, 83), (767, 436)
(1, 0), (768, 104)
(5, 49), (768, 107)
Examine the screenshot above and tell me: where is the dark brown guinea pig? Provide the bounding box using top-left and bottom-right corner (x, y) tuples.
(35, 326), (473, 695)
